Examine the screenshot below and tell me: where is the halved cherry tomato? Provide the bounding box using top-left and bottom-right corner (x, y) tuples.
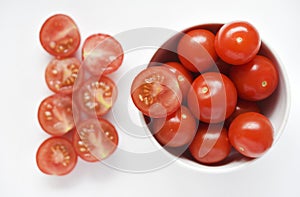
(229, 55), (278, 101)
(189, 123), (231, 164)
(131, 66), (182, 118)
(45, 57), (81, 95)
(76, 76), (117, 117)
(187, 72), (237, 123)
(82, 34), (124, 75)
(163, 62), (193, 98)
(38, 94), (75, 136)
(152, 106), (197, 147)
(228, 112), (274, 158)
(39, 14), (80, 59)
(75, 118), (118, 161)
(215, 21), (261, 65)
(36, 137), (77, 176)
(177, 29), (218, 72)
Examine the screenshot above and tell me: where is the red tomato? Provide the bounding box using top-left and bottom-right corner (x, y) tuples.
(40, 14), (80, 59)
(131, 66), (182, 118)
(225, 99), (260, 127)
(187, 72), (237, 123)
(72, 129), (99, 162)
(177, 29), (218, 72)
(152, 106), (197, 147)
(189, 124), (231, 164)
(75, 118), (118, 161)
(45, 57), (81, 95)
(163, 62), (193, 97)
(76, 76), (117, 117)
(228, 112), (273, 158)
(36, 137), (77, 176)
(82, 34), (124, 75)
(215, 21), (261, 65)
(38, 94), (75, 136)
(229, 55), (278, 101)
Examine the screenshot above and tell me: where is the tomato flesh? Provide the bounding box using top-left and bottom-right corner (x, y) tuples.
(36, 137), (77, 176)
(39, 14), (80, 58)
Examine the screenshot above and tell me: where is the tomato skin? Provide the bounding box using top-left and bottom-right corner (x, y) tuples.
(38, 94), (75, 136)
(76, 118), (118, 161)
(39, 14), (80, 59)
(177, 29), (218, 72)
(189, 124), (231, 164)
(228, 112), (273, 158)
(187, 72), (237, 123)
(215, 21), (261, 65)
(82, 34), (124, 75)
(45, 57), (81, 95)
(36, 137), (77, 176)
(163, 62), (193, 97)
(131, 66), (182, 118)
(152, 106), (197, 147)
(229, 55), (278, 101)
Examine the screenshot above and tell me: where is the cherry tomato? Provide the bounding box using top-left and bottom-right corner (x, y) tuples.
(82, 34), (124, 75)
(38, 94), (75, 136)
(152, 106), (197, 147)
(75, 118), (118, 161)
(72, 129), (98, 162)
(228, 112), (274, 158)
(177, 29), (218, 72)
(39, 14), (81, 59)
(215, 21), (261, 65)
(76, 76), (117, 117)
(131, 66), (182, 118)
(229, 55), (278, 101)
(36, 137), (77, 176)
(189, 123), (231, 164)
(187, 72), (237, 123)
(45, 57), (81, 95)
(225, 99), (260, 127)
(162, 62), (193, 97)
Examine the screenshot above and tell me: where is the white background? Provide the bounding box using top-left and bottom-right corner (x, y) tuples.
(0, 0), (299, 196)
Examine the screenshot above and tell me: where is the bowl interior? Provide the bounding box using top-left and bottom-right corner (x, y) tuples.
(141, 23), (290, 172)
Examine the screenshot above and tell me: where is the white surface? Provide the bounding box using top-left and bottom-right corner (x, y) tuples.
(0, 0), (299, 196)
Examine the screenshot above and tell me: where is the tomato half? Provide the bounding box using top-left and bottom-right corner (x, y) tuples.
(229, 55), (278, 101)
(152, 106), (197, 147)
(177, 29), (218, 72)
(36, 137), (77, 176)
(76, 76), (117, 117)
(39, 14), (80, 59)
(38, 94), (75, 136)
(215, 21), (261, 65)
(75, 118), (118, 161)
(163, 62), (193, 97)
(45, 57), (81, 95)
(82, 34), (124, 75)
(131, 66), (182, 118)
(187, 72), (237, 123)
(228, 112), (274, 158)
(189, 123), (231, 164)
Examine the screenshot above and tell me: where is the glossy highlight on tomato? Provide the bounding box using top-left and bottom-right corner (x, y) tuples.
(40, 14), (81, 59)
(36, 137), (77, 176)
(131, 66), (182, 118)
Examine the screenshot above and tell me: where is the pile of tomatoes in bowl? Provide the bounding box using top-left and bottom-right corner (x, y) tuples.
(36, 14), (123, 176)
(131, 21), (288, 168)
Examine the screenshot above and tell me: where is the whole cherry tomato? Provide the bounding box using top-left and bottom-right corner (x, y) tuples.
(40, 14), (81, 59)
(228, 112), (274, 158)
(177, 29), (218, 72)
(215, 21), (261, 65)
(189, 123), (231, 164)
(187, 72), (237, 123)
(229, 55), (278, 101)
